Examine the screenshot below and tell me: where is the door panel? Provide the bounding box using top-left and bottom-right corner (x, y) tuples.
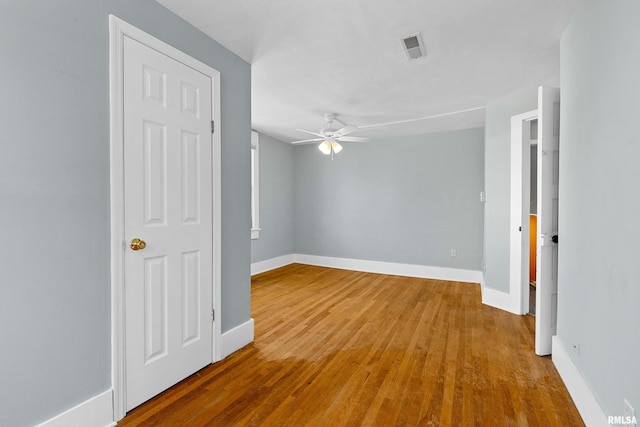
(182, 250), (201, 345)
(144, 256), (168, 362)
(143, 120), (167, 225)
(535, 86), (560, 356)
(123, 35), (213, 411)
(181, 131), (201, 223)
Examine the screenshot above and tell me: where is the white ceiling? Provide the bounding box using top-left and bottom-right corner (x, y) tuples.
(157, 0), (580, 143)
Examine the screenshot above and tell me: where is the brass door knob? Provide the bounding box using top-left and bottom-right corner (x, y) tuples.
(130, 238), (147, 251)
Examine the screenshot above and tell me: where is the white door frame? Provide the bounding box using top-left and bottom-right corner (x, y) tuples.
(510, 109), (538, 315)
(108, 15), (222, 421)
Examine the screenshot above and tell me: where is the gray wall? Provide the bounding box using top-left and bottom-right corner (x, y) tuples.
(558, 0), (640, 416)
(0, 1), (251, 426)
(294, 128), (484, 270)
(483, 88), (538, 292)
(251, 134), (295, 263)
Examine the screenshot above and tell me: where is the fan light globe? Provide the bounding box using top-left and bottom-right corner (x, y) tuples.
(318, 140), (332, 155)
(331, 141), (343, 153)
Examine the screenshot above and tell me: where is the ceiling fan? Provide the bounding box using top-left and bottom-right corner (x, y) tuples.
(291, 113), (369, 157)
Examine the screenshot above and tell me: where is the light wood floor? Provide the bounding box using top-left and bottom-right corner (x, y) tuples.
(120, 263), (583, 426)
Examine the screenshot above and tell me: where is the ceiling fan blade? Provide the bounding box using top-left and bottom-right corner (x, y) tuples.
(338, 136), (369, 142)
(296, 128), (325, 138)
(291, 138), (323, 144)
(333, 125), (358, 137)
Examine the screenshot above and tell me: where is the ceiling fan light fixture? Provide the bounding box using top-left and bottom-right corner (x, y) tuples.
(331, 141), (343, 154)
(318, 140), (332, 155)
(291, 114), (369, 157)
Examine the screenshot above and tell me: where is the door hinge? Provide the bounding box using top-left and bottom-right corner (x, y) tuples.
(212, 309), (215, 322)
(211, 120), (215, 134)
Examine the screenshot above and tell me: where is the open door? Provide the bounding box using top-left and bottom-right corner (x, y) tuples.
(535, 86), (560, 356)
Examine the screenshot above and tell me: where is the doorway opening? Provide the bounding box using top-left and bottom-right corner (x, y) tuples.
(528, 119), (538, 316)
(510, 109), (538, 319)
(509, 86), (560, 357)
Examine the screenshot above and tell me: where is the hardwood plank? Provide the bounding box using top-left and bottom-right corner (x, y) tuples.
(119, 264), (584, 426)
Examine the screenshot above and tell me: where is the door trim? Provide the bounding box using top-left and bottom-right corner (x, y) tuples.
(109, 15), (222, 421)
(509, 109), (538, 315)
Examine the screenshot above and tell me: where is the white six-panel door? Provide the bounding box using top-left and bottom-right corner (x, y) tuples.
(123, 35), (213, 410)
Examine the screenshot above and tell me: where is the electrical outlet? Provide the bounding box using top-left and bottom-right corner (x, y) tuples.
(450, 249), (457, 257)
(624, 399), (636, 426)
(571, 343), (580, 357)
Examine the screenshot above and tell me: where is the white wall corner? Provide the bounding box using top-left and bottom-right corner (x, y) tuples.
(480, 283), (521, 315)
(35, 389), (115, 427)
(251, 254), (295, 276)
(221, 318), (255, 358)
(552, 336), (608, 427)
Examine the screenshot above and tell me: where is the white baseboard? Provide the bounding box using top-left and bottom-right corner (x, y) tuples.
(552, 336), (607, 427)
(251, 253), (483, 283)
(251, 254), (295, 275)
(36, 389), (115, 427)
(293, 253), (483, 283)
(221, 318), (254, 358)
(480, 282), (521, 314)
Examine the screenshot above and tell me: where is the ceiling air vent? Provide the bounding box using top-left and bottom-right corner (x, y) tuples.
(401, 32), (426, 60)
